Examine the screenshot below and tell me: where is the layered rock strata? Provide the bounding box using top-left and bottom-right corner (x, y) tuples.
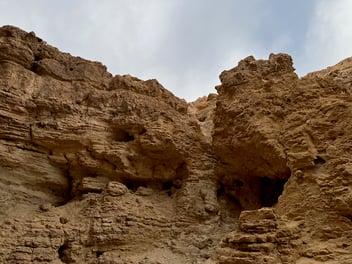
(214, 53), (352, 263)
(1, 25), (352, 263)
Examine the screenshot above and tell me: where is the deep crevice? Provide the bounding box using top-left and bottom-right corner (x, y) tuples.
(54, 170), (73, 207)
(30, 62), (39, 73)
(80, 189), (103, 195)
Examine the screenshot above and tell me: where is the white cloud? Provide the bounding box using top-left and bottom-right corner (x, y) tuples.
(0, 0), (323, 101)
(303, 0), (352, 74)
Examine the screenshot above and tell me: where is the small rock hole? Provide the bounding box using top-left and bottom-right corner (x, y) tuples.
(198, 115), (206, 122)
(96, 251), (104, 258)
(162, 181), (173, 191)
(314, 156), (326, 165)
(139, 128), (147, 135)
(162, 181), (174, 196)
(60, 217), (68, 224)
(114, 129), (135, 142)
(58, 241), (72, 263)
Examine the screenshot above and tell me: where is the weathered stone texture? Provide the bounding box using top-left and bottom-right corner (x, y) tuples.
(1, 25), (352, 263)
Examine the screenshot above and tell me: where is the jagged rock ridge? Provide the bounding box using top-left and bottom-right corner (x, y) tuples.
(1, 25), (352, 263)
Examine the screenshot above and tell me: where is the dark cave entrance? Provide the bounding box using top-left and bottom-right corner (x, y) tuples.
(258, 176), (288, 207)
(216, 141), (293, 211)
(218, 171), (291, 210)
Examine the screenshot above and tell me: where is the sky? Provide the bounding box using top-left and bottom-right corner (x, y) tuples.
(0, 0), (352, 101)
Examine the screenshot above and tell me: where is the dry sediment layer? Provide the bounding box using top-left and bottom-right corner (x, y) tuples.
(1, 25), (352, 263)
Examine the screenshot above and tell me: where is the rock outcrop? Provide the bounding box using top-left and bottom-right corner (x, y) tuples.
(1, 25), (352, 263)
(213, 53), (352, 263)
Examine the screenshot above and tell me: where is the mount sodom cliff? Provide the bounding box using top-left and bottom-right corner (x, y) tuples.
(1, 25), (352, 263)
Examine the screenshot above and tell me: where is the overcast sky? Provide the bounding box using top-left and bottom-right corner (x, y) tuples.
(1, 0), (352, 101)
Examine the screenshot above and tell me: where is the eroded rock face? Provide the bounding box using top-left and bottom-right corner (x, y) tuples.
(0, 25), (220, 264)
(1, 25), (352, 263)
(214, 52), (352, 263)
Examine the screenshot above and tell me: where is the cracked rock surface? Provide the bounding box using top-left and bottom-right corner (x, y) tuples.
(1, 25), (352, 263)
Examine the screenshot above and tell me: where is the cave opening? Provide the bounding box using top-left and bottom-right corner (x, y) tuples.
(218, 170), (291, 210)
(216, 183), (243, 222)
(217, 184), (242, 209)
(259, 177), (288, 207)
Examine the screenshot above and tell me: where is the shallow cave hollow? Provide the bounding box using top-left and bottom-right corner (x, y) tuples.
(216, 142), (292, 211)
(119, 161), (188, 194)
(218, 168), (291, 210)
(112, 126), (147, 143)
(113, 128), (135, 142)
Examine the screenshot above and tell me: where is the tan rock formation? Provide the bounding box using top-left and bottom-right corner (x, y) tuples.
(1, 25), (352, 263)
(0, 25), (222, 264)
(214, 53), (352, 263)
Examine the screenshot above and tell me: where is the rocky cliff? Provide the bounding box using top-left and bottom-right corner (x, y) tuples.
(1, 25), (352, 263)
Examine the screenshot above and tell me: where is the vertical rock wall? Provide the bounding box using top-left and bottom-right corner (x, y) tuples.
(1, 25), (352, 263)
(214, 53), (352, 263)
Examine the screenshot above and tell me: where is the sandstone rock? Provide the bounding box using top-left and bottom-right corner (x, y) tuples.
(217, 208), (301, 263)
(135, 186), (154, 196)
(213, 52), (352, 263)
(81, 177), (109, 193)
(0, 25), (219, 263)
(2, 25), (352, 263)
(104, 181), (128, 197)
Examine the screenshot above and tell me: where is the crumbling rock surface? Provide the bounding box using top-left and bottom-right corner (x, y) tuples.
(1, 25), (352, 263)
(213, 53), (352, 263)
